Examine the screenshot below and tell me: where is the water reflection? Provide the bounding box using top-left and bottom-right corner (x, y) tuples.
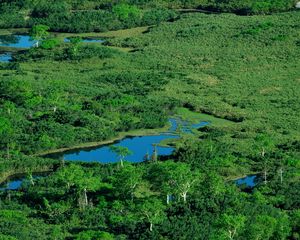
(0, 35), (35, 48)
(236, 175), (258, 187)
(0, 53), (12, 62)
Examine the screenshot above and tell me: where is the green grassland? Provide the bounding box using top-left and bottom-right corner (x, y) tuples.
(1, 11), (299, 167)
(125, 12), (300, 140)
(0, 9), (299, 240)
(175, 107), (233, 126)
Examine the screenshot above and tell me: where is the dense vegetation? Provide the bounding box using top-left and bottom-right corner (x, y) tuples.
(0, 147), (299, 239)
(0, 0), (298, 32)
(0, 1), (299, 239)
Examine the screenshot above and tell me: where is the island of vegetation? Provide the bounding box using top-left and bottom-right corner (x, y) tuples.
(0, 0), (299, 239)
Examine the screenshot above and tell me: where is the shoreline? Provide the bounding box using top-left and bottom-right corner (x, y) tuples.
(0, 165), (55, 185)
(35, 124), (172, 157)
(0, 125), (173, 185)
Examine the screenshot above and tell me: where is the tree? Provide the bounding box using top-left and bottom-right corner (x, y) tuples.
(219, 214), (246, 240)
(148, 161), (200, 204)
(143, 150), (150, 161)
(112, 3), (140, 20)
(109, 146), (132, 167)
(0, 117), (14, 159)
(2, 101), (16, 115)
(112, 163), (143, 201)
(41, 38), (60, 49)
(139, 199), (166, 232)
(255, 134), (275, 185)
(66, 37), (82, 59)
(27, 172), (35, 186)
(75, 230), (114, 240)
(151, 144), (158, 162)
(54, 165), (101, 208)
(29, 25), (49, 47)
(247, 215), (277, 240)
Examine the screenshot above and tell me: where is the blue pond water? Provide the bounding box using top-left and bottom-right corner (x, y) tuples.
(1, 118), (209, 190)
(60, 118), (210, 163)
(0, 35), (104, 48)
(0, 53), (12, 62)
(0, 179), (22, 190)
(168, 118), (210, 134)
(64, 38), (105, 43)
(0, 35), (36, 48)
(0, 34), (105, 62)
(62, 134), (179, 163)
(0, 175), (43, 191)
(236, 175), (257, 187)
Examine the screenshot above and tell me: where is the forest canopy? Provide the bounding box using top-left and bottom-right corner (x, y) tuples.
(0, 0), (298, 31)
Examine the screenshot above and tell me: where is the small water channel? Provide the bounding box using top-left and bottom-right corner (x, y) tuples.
(64, 38), (105, 43)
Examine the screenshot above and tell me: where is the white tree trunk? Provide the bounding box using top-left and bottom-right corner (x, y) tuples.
(150, 222), (153, 232)
(264, 170), (267, 185)
(30, 175), (34, 186)
(84, 188), (88, 206)
(182, 192), (187, 203)
(261, 147), (265, 157)
(228, 228), (236, 240)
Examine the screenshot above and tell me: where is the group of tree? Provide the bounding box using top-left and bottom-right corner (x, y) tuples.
(0, 137), (298, 239)
(0, 1), (178, 32)
(0, 0), (298, 31)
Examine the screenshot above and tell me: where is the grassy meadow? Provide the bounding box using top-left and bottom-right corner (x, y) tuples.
(0, 7), (299, 240)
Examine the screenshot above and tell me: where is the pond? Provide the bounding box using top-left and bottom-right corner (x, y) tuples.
(50, 118), (210, 163)
(0, 35), (105, 48)
(0, 34), (105, 62)
(235, 175), (258, 188)
(52, 134), (179, 163)
(1, 118), (209, 190)
(0, 174), (46, 191)
(0, 35), (36, 48)
(64, 38), (105, 43)
(0, 178), (23, 190)
(0, 53), (12, 62)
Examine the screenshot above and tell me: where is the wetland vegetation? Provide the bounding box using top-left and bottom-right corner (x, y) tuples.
(0, 0), (299, 239)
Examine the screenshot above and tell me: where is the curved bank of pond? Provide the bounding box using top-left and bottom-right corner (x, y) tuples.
(235, 175), (258, 188)
(0, 172), (50, 191)
(49, 134), (179, 163)
(0, 35), (35, 48)
(0, 113), (258, 191)
(1, 118), (207, 190)
(47, 118), (210, 163)
(0, 53), (12, 62)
